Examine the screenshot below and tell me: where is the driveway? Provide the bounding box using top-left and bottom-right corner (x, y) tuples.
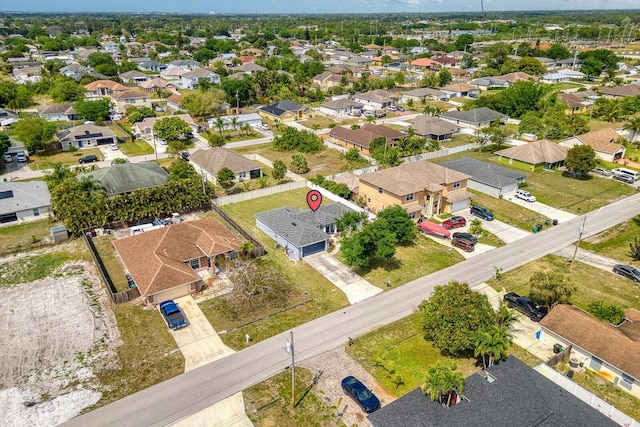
(504, 194), (577, 223)
(479, 217), (531, 244)
(304, 252), (382, 304)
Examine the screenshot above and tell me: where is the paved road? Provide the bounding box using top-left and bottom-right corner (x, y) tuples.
(63, 193), (640, 427)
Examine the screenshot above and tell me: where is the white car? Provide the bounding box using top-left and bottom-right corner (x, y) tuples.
(16, 153), (27, 163)
(3, 153), (12, 163)
(258, 123), (270, 131)
(514, 189), (536, 203)
(110, 143), (118, 151)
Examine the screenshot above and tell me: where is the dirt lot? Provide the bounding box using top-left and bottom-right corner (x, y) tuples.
(0, 250), (121, 427)
(302, 348), (396, 426)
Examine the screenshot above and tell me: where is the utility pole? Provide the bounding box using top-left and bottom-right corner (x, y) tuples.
(569, 216), (587, 270)
(285, 331), (295, 408)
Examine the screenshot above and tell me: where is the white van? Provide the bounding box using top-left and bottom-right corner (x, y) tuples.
(612, 168), (639, 182)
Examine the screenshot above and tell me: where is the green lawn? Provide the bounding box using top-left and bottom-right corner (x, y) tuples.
(468, 190), (552, 231)
(117, 139), (154, 156)
(488, 254), (640, 311)
(298, 116), (338, 130)
(0, 251), (74, 287)
(580, 216), (640, 267)
(588, 120), (626, 132)
(92, 235), (130, 292)
(441, 133), (475, 147)
(29, 148), (104, 169)
(0, 219), (59, 256)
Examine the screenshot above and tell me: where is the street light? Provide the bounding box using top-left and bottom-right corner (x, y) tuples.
(152, 130), (159, 163)
(284, 331), (295, 408)
(235, 92), (239, 112)
(569, 216), (587, 270)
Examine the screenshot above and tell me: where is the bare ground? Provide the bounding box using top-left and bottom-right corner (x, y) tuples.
(0, 252), (121, 427)
(301, 348), (396, 427)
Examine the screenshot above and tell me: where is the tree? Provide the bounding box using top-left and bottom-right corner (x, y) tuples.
(438, 68), (452, 87)
(289, 153), (308, 173)
(376, 205), (416, 244)
(528, 271), (576, 307)
(340, 220), (397, 268)
(0, 133), (10, 157)
(181, 88), (227, 117)
(153, 116), (191, 142)
(422, 362), (465, 408)
(420, 281), (495, 355)
(421, 71), (439, 89)
(126, 106), (156, 124)
(474, 324), (512, 369)
(273, 127), (323, 153)
(628, 236), (640, 261)
(587, 301), (626, 325)
(217, 167), (236, 191)
(0, 81), (33, 109)
(75, 98), (111, 122)
(565, 145), (597, 177)
(49, 78), (85, 102)
(495, 301), (520, 328)
(272, 159), (287, 181)
(454, 34), (474, 52)
(623, 116), (640, 143)
(546, 44), (570, 61)
(336, 211), (368, 234)
(580, 56), (604, 80)
(12, 116), (57, 152)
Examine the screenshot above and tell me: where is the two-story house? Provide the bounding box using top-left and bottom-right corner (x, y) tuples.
(179, 68), (221, 90)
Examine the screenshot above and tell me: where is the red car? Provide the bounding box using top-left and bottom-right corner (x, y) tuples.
(442, 216), (467, 230)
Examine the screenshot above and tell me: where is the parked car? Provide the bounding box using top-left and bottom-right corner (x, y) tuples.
(591, 167), (612, 177)
(470, 205), (494, 221)
(612, 264), (640, 282)
(109, 143), (118, 150)
(503, 292), (547, 321)
(258, 123), (270, 131)
(341, 376), (381, 413)
(613, 174), (635, 184)
(180, 151), (190, 161)
(452, 232), (478, 245)
(3, 153), (12, 163)
(514, 189), (536, 202)
(442, 216), (467, 230)
(387, 105), (397, 111)
(396, 106), (404, 112)
(159, 300), (187, 330)
(451, 237), (475, 252)
(78, 155), (99, 164)
(16, 152), (27, 163)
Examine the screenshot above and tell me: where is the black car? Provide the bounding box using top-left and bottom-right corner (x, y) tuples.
(613, 264), (640, 282)
(470, 205), (494, 221)
(341, 376), (381, 413)
(78, 155), (99, 164)
(452, 232), (478, 245)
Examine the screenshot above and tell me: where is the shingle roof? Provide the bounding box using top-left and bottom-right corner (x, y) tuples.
(111, 89), (148, 100)
(540, 304), (640, 380)
(320, 98), (363, 110)
(113, 218), (242, 297)
(190, 147), (262, 175)
(359, 161), (470, 196)
(37, 103), (77, 115)
(0, 181), (51, 215)
(329, 124), (404, 150)
(367, 356), (618, 427)
(557, 92), (585, 109)
(575, 128), (624, 154)
(411, 115), (460, 137)
(599, 84), (640, 97)
(439, 157), (526, 189)
(255, 204), (354, 248)
(497, 72), (538, 82)
(440, 107), (506, 125)
(442, 82), (475, 92)
(77, 161), (169, 196)
(403, 88), (446, 98)
(260, 100), (307, 117)
(495, 140), (567, 165)
(57, 124), (116, 142)
(84, 79), (127, 91)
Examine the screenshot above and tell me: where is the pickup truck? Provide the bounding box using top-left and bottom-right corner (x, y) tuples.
(503, 292), (547, 322)
(159, 300), (187, 330)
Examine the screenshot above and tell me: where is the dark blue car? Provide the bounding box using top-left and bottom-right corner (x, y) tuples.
(159, 300), (187, 330)
(470, 205), (494, 221)
(341, 376), (380, 413)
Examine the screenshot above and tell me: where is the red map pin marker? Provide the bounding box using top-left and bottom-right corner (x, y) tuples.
(306, 190), (322, 212)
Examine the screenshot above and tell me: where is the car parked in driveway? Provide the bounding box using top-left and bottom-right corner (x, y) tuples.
(341, 376), (380, 413)
(78, 155), (99, 164)
(451, 237), (475, 252)
(503, 292), (547, 321)
(591, 167), (612, 177)
(16, 152), (27, 162)
(159, 300), (187, 330)
(612, 174), (635, 184)
(514, 189), (536, 202)
(452, 232), (478, 245)
(442, 216), (466, 230)
(3, 153), (12, 163)
(612, 264), (640, 282)
(470, 205), (494, 221)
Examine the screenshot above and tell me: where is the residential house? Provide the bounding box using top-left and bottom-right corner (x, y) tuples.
(599, 84), (640, 99)
(119, 70), (150, 84)
(190, 147), (262, 184)
(179, 68), (221, 90)
(258, 100), (311, 123)
(76, 161), (169, 196)
(57, 124), (118, 151)
(101, 41), (119, 53)
(410, 115), (460, 141)
(352, 89), (394, 110)
(238, 62), (267, 75)
(385, 62), (409, 73)
(410, 57), (438, 71)
(13, 66), (42, 84)
(255, 204), (355, 260)
(557, 92), (589, 114)
(358, 160), (472, 219)
(110, 89), (152, 114)
(440, 82), (478, 98)
(432, 56), (457, 68)
(311, 71), (346, 91)
(328, 123), (405, 156)
(208, 113), (263, 130)
(166, 93), (184, 112)
(541, 72), (570, 83)
(439, 157), (526, 198)
(449, 67), (472, 80)
(540, 304), (640, 399)
(319, 98), (363, 116)
(402, 88), (448, 103)
(138, 60), (167, 73)
(368, 356), (618, 427)
(84, 79), (128, 99)
(167, 59), (201, 71)
(132, 114), (199, 141)
(36, 103), (79, 122)
(138, 78), (177, 93)
(113, 218), (243, 304)
(469, 76), (509, 91)
(0, 108), (17, 127)
(495, 139), (567, 171)
(0, 181), (51, 225)
(559, 128), (626, 163)
(440, 107), (507, 129)
(556, 58), (581, 68)
(160, 67), (189, 81)
(345, 56), (372, 67)
(497, 71), (539, 83)
(557, 68), (586, 80)
(60, 63), (93, 81)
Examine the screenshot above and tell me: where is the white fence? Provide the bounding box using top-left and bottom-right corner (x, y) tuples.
(534, 364), (639, 427)
(214, 180), (307, 206)
(403, 142), (480, 164)
(306, 182), (376, 221)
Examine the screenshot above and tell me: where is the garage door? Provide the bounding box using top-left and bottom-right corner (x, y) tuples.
(153, 284), (192, 304)
(302, 241), (326, 258)
(451, 199), (469, 213)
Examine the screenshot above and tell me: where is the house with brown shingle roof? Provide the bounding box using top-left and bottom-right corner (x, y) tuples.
(540, 304), (640, 399)
(410, 57), (438, 71)
(557, 92), (589, 115)
(112, 218), (243, 304)
(358, 160), (472, 219)
(328, 123), (405, 156)
(410, 115), (460, 141)
(441, 82), (478, 98)
(497, 72), (539, 83)
(495, 139), (567, 171)
(599, 84), (640, 99)
(84, 79), (128, 99)
(559, 128), (625, 163)
(110, 89), (152, 114)
(189, 147), (263, 184)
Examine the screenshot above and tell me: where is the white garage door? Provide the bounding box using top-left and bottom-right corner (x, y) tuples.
(451, 199), (469, 213)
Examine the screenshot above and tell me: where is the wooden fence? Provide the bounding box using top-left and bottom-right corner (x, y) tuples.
(210, 204), (266, 258)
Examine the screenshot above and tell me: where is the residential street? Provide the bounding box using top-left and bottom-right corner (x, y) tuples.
(63, 193), (640, 427)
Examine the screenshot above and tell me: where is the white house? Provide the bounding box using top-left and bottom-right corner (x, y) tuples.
(0, 181), (51, 225)
(179, 68), (221, 90)
(207, 113), (262, 130)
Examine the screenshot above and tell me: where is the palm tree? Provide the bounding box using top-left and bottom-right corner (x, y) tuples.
(406, 126), (416, 139)
(496, 301), (520, 328)
(230, 117), (240, 133)
(241, 123), (252, 136)
(350, 124), (361, 130)
(365, 115), (377, 125)
(422, 362), (465, 408)
(474, 324), (513, 370)
(214, 117), (226, 136)
(623, 116), (640, 144)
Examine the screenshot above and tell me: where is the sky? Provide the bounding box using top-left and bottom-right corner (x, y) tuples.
(1, 0), (639, 14)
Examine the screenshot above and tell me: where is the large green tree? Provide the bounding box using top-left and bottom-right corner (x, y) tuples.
(49, 78), (85, 103)
(217, 167), (236, 191)
(565, 145), (597, 177)
(376, 205), (416, 244)
(153, 116), (191, 142)
(181, 88), (227, 117)
(474, 325), (512, 369)
(75, 98), (111, 122)
(340, 220), (397, 268)
(420, 281), (495, 355)
(12, 116), (57, 152)
(528, 271), (576, 307)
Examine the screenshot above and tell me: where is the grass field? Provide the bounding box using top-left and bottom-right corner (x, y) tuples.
(580, 216), (640, 267)
(117, 139), (154, 156)
(468, 190), (552, 231)
(92, 235), (130, 292)
(0, 251), (74, 287)
(0, 219), (59, 256)
(487, 254), (640, 311)
(29, 148), (104, 169)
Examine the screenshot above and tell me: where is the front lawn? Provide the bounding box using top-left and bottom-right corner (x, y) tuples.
(117, 139), (154, 156)
(0, 219), (58, 256)
(29, 148), (104, 169)
(580, 216), (640, 267)
(468, 190), (552, 231)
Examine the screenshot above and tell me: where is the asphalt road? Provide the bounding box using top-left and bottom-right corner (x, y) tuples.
(63, 193), (640, 427)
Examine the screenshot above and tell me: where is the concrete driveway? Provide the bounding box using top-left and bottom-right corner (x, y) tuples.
(304, 252), (382, 304)
(504, 194), (577, 223)
(480, 217), (531, 244)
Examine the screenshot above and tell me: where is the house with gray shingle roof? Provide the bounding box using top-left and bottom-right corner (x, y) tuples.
(440, 107), (507, 129)
(495, 139), (567, 171)
(410, 115), (460, 141)
(76, 161), (169, 196)
(0, 181), (51, 225)
(190, 147), (262, 185)
(439, 157), (526, 198)
(255, 204), (355, 259)
(258, 100), (311, 123)
(57, 124), (117, 151)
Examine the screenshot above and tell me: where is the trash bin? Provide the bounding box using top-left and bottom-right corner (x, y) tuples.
(545, 220), (551, 226)
(536, 223), (543, 231)
(553, 219), (558, 226)
(553, 343), (564, 354)
(532, 226), (539, 233)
